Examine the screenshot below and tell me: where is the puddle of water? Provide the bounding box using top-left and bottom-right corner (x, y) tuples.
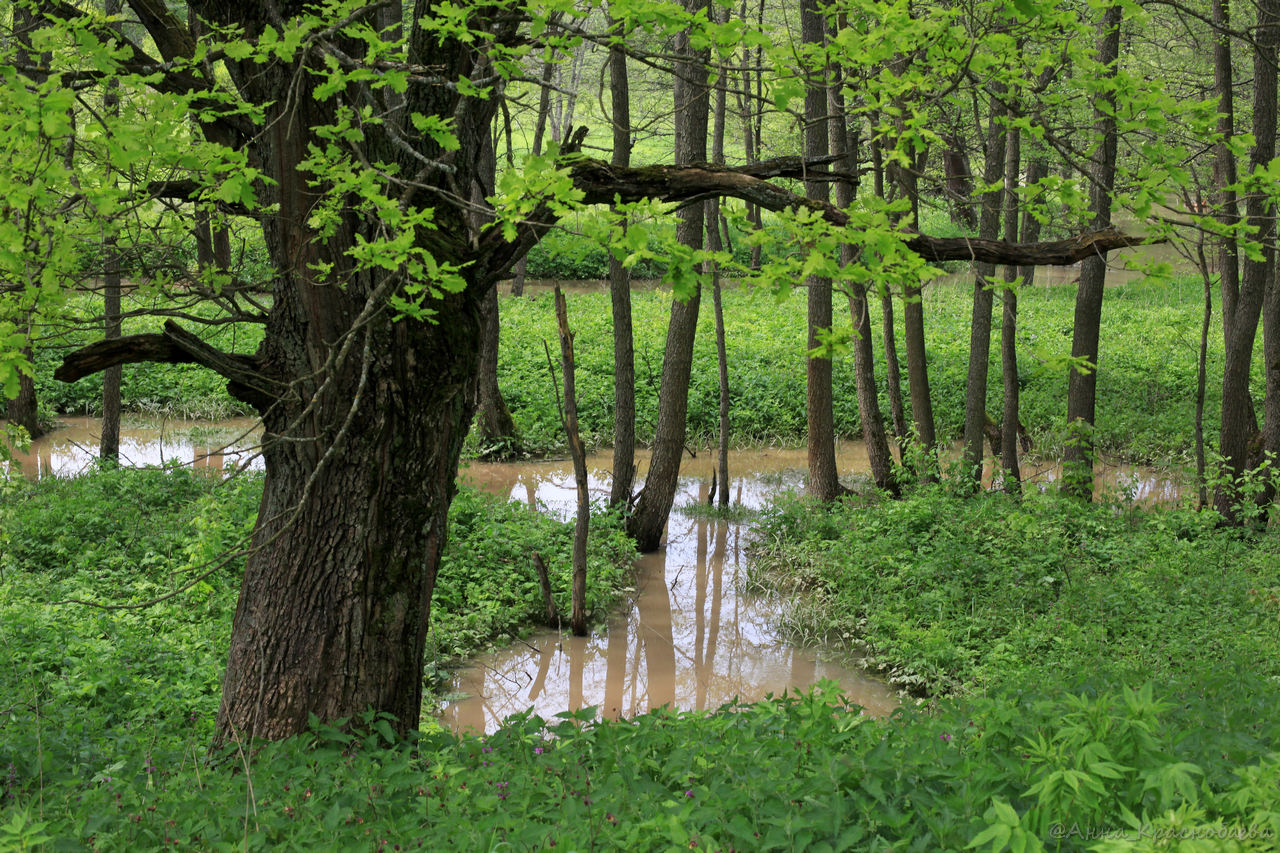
(7, 416), (263, 479)
(445, 446), (901, 735)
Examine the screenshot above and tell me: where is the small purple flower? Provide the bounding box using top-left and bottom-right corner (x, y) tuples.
(685, 790), (694, 798)
(940, 732), (952, 743)
(534, 747), (544, 755)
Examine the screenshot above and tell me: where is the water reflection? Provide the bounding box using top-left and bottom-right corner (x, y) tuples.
(441, 448), (902, 734)
(7, 416), (262, 479)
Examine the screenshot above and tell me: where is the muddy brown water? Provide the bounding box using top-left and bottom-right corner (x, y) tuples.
(8, 416), (264, 479)
(13, 419), (1186, 734)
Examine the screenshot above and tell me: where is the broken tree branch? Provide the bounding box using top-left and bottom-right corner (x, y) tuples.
(54, 321), (284, 412)
(568, 158), (1156, 266)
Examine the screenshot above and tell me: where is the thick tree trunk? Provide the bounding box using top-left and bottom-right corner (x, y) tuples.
(961, 96), (1008, 487)
(802, 0), (840, 501)
(626, 0), (710, 551)
(192, 1), (505, 744)
(5, 5), (48, 442)
(608, 12), (637, 509)
(5, 355), (43, 440)
(1063, 5), (1122, 500)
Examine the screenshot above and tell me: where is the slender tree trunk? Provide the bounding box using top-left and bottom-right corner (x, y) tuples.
(608, 11), (637, 509)
(802, 0), (840, 501)
(511, 17), (560, 298)
(881, 101), (938, 476)
(554, 287), (590, 636)
(100, 0), (125, 461)
(748, 0), (765, 269)
(1017, 156), (1049, 288)
(1213, 0), (1241, 344)
(733, 0), (760, 268)
(473, 112), (519, 452)
(627, 0), (710, 551)
(961, 95), (1009, 487)
(870, 132), (909, 455)
(1220, 0), (1280, 518)
(1063, 5), (1122, 500)
(831, 39), (895, 493)
(881, 290), (909, 451)
(5, 5), (48, 441)
(942, 133), (977, 229)
(1195, 238), (1213, 508)
(474, 284), (519, 451)
(709, 28), (731, 509)
(999, 124), (1021, 491)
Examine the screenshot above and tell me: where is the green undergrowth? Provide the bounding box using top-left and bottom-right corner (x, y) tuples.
(5, 473), (1280, 849)
(496, 274), (1234, 465)
(0, 467), (635, 837)
(4, 680), (1279, 851)
(749, 488), (1280, 697)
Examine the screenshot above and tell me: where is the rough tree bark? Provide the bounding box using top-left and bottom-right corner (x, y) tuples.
(999, 123), (1022, 491)
(100, 0), (123, 462)
(1213, 0), (1241, 345)
(1218, 0), (1279, 518)
(626, 0), (710, 551)
(607, 10), (637, 509)
(4, 3), (49, 441)
(709, 23), (731, 510)
(553, 287), (589, 636)
(1063, 5), (1121, 500)
(801, 0), (840, 501)
(961, 95), (1008, 487)
(830, 41), (896, 493)
(942, 132), (977, 229)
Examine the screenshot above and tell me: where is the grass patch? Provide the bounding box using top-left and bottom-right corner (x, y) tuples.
(748, 488), (1280, 696)
(497, 275), (1231, 465)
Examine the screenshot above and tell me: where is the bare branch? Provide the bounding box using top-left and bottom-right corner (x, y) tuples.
(568, 158), (1157, 265)
(54, 321), (284, 412)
